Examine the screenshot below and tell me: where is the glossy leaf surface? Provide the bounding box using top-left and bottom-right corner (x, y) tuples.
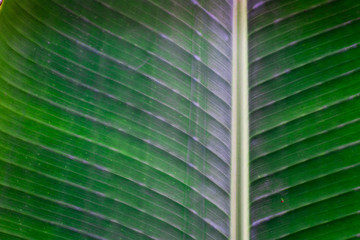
(0, 0), (232, 239)
(248, 0), (360, 239)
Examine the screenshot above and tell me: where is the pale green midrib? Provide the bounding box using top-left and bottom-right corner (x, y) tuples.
(230, 0), (249, 240)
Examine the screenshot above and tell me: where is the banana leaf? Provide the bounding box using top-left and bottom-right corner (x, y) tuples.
(248, 0), (360, 239)
(0, 0), (232, 239)
(1, 0), (360, 239)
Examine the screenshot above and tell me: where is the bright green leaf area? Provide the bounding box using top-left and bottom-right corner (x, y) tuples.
(249, 0), (360, 239)
(0, 0), (232, 239)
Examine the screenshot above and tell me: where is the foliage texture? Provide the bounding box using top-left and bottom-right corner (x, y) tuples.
(0, 0), (232, 239)
(248, 0), (360, 239)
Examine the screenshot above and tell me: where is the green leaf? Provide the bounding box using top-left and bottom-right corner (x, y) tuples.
(2, 0), (360, 239)
(248, 0), (360, 239)
(0, 0), (232, 239)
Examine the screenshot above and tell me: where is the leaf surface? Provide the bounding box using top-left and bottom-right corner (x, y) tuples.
(0, 0), (233, 239)
(248, 0), (360, 239)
